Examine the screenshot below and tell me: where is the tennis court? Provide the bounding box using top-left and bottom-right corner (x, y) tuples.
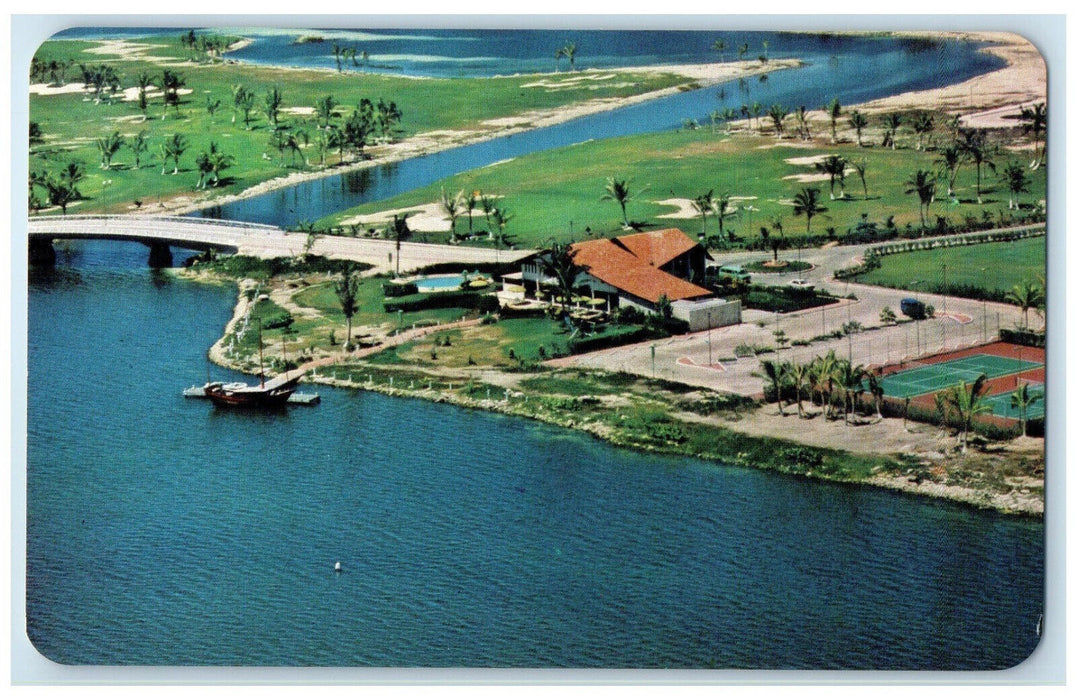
(878, 353), (1044, 399)
(982, 381), (1046, 420)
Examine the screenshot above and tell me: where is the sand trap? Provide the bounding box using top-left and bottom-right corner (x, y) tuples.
(655, 196), (751, 219)
(784, 154), (838, 166)
(654, 198), (700, 219)
(30, 82), (87, 96)
(959, 101), (1040, 129)
(340, 202), (451, 232)
(343, 198), (506, 233)
(782, 172), (843, 184)
(282, 106), (316, 116)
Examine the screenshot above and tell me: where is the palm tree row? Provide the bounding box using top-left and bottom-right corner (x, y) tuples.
(760, 350), (883, 425)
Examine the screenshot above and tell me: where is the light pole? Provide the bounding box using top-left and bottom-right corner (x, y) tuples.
(940, 263), (948, 350)
(981, 267), (988, 344)
(707, 311), (713, 367)
(910, 280), (921, 356)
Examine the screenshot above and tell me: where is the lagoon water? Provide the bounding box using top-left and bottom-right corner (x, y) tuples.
(26, 242), (1044, 668)
(192, 31), (1001, 228)
(26, 30), (1043, 669)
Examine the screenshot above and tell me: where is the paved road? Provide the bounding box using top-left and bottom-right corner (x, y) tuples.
(28, 215), (534, 272)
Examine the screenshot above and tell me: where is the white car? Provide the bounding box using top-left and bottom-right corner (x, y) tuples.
(786, 279), (815, 291)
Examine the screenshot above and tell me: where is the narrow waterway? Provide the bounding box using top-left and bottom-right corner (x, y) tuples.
(25, 241), (1044, 668)
(191, 31), (1001, 227)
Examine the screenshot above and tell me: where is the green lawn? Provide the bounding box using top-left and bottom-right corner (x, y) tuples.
(316, 127), (1046, 249)
(853, 237), (1045, 298)
(291, 278), (467, 331)
(29, 34), (690, 214)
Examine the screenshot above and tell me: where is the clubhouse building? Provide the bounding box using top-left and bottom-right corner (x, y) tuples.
(514, 228), (741, 331)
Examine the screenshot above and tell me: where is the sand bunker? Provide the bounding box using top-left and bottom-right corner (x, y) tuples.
(783, 154), (838, 166)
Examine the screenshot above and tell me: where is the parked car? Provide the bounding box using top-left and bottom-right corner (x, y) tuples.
(786, 279), (815, 291)
(901, 297), (927, 319)
(716, 264), (751, 284)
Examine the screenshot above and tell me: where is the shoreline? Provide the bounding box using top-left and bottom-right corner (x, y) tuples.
(146, 59), (799, 217)
(185, 269), (1042, 518)
(149, 31), (1042, 220)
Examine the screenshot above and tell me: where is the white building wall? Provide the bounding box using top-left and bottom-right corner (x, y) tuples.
(671, 298), (741, 331)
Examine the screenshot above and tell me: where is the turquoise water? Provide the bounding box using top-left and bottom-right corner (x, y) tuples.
(25, 242), (1044, 668)
(415, 274), (466, 291)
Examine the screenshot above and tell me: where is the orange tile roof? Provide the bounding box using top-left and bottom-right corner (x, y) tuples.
(612, 229), (700, 268)
(569, 229), (711, 305)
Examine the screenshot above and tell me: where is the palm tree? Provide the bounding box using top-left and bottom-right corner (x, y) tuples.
(332, 43), (343, 72)
(284, 128), (309, 166)
(158, 69), (186, 116)
(491, 206), (515, 263)
(851, 159), (869, 199)
(904, 169), (936, 229)
(881, 112), (903, 150)
(601, 176), (636, 228)
(795, 105), (811, 141)
(866, 370), (886, 421)
(440, 188), (463, 240)
(714, 193), (735, 241)
(751, 102), (763, 132)
(230, 84), (248, 124)
(934, 145), (964, 199)
(135, 71), (153, 119)
(1002, 162), (1029, 210)
(825, 97), (841, 144)
(815, 155), (847, 200)
(95, 130), (125, 170)
(1019, 102), (1046, 169)
(759, 359), (787, 416)
(837, 361), (867, 424)
(848, 110), (868, 147)
(767, 103), (789, 138)
(792, 187), (826, 233)
(209, 146), (234, 187)
(691, 190), (715, 235)
(42, 174), (76, 214)
(1009, 383), (1043, 438)
(58, 161), (85, 198)
(334, 268), (362, 350)
(128, 131), (149, 169)
(738, 43), (749, 61)
(1005, 279), (1045, 330)
(538, 240), (587, 312)
(554, 47), (565, 72)
(237, 89), (256, 130)
(912, 111), (935, 151)
(462, 191), (479, 235)
(816, 350), (840, 419)
(936, 374), (992, 452)
(959, 128), (995, 204)
(316, 95), (338, 130)
(712, 39), (727, 63)
(562, 42), (578, 71)
(161, 133), (188, 175)
(195, 148), (213, 189)
(479, 193), (498, 232)
(385, 213), (411, 277)
(788, 361), (811, 418)
(264, 85), (284, 128)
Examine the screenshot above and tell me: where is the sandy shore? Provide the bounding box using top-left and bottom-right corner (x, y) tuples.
(850, 32), (1046, 119)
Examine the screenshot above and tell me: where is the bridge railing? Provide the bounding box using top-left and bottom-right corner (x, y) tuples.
(29, 214), (286, 234)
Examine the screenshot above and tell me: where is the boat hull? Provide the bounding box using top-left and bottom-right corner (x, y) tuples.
(203, 379), (300, 408)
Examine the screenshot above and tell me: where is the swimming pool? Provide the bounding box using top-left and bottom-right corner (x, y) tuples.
(413, 274), (490, 293)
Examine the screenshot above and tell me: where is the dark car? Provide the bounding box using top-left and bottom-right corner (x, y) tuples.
(901, 297), (926, 319)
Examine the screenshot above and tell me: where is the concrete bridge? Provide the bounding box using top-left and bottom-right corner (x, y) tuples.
(27, 215), (534, 270)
